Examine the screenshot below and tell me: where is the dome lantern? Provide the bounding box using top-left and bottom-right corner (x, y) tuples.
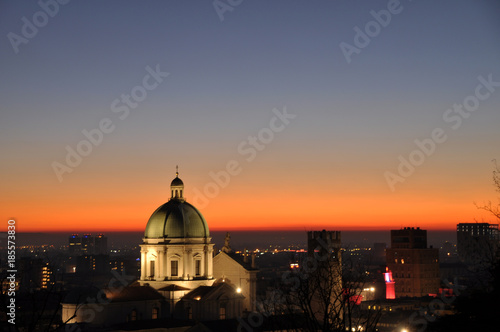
(170, 165), (184, 201)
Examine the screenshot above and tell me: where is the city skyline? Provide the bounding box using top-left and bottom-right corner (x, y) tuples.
(1, 1), (500, 233)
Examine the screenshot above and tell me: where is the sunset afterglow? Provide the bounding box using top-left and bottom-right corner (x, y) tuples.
(1, 1), (499, 233)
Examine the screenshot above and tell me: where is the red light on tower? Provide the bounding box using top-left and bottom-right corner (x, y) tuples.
(384, 267), (395, 299)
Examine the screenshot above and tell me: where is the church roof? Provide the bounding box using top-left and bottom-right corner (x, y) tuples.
(182, 286), (214, 300)
(158, 284), (192, 291)
(144, 170), (210, 239)
(214, 251), (258, 271)
(144, 199), (209, 238)
(63, 285), (164, 304)
(182, 283), (244, 301)
(171, 176), (184, 186)
(105, 285), (164, 302)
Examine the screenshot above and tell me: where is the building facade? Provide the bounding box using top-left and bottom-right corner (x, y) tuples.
(307, 230), (343, 325)
(386, 227), (439, 298)
(62, 171), (250, 327)
(457, 223), (499, 266)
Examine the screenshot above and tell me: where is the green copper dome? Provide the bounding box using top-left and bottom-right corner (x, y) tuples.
(144, 171), (209, 239)
(144, 200), (209, 238)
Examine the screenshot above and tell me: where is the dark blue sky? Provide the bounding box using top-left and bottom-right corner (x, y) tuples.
(1, 0), (500, 231)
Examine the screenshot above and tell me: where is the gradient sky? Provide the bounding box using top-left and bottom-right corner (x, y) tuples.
(1, 0), (500, 233)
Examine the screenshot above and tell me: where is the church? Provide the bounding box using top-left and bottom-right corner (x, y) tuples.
(61, 170), (258, 327)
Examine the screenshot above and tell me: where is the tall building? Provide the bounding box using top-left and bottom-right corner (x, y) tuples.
(41, 262), (54, 289)
(69, 233), (108, 255)
(457, 223), (499, 265)
(18, 257), (44, 291)
(68, 234), (81, 254)
(94, 233), (108, 255)
(386, 227), (439, 298)
(81, 234), (94, 254)
(307, 230), (342, 325)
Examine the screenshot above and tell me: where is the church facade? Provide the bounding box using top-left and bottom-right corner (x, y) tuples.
(62, 171), (256, 327)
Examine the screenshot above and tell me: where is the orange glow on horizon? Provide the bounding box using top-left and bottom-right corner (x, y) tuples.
(2, 166), (498, 233)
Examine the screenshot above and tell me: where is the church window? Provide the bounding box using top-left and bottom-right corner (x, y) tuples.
(171, 260), (178, 276)
(195, 260), (201, 276)
(149, 261), (155, 278)
(219, 303), (226, 319)
(187, 307), (192, 319)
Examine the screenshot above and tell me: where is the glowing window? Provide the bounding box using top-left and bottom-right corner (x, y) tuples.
(219, 303), (226, 320)
(152, 307), (159, 319)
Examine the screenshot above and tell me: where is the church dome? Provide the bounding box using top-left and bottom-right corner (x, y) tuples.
(144, 170), (210, 239)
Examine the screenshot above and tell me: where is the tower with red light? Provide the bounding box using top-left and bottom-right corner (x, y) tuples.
(384, 267), (395, 300)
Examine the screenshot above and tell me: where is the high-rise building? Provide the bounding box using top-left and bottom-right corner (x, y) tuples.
(81, 234), (94, 254)
(457, 223), (499, 265)
(41, 262), (54, 289)
(386, 227), (439, 298)
(68, 234), (81, 254)
(69, 233), (108, 255)
(18, 257), (43, 291)
(94, 234), (108, 254)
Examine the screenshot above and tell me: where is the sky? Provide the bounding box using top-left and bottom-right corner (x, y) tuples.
(1, 0), (500, 233)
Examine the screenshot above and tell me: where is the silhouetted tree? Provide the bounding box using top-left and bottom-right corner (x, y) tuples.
(257, 246), (381, 332)
(428, 164), (500, 331)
